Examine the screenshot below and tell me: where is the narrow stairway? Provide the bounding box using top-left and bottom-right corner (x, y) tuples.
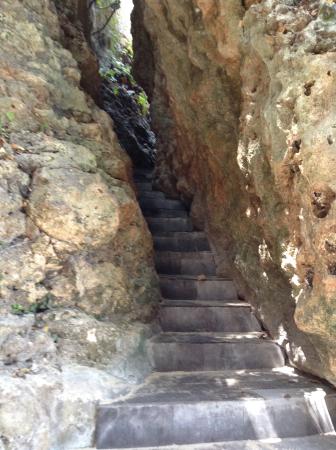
(95, 168), (336, 449)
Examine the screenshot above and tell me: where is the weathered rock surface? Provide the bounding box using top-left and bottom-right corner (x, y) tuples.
(0, 0), (159, 448)
(102, 79), (156, 168)
(133, 0), (336, 385)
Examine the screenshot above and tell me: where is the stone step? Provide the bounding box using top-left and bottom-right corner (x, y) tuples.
(155, 251), (216, 276)
(143, 208), (188, 218)
(139, 197), (186, 211)
(160, 303), (261, 332)
(148, 332), (285, 372)
(84, 434), (336, 450)
(138, 190), (166, 200)
(147, 217), (193, 233)
(133, 167), (153, 176)
(159, 275), (237, 300)
(96, 370), (336, 448)
(134, 181), (152, 192)
(160, 299), (251, 307)
(153, 232), (210, 252)
(133, 172), (154, 182)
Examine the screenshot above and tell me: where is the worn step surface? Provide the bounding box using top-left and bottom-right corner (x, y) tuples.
(133, 171), (154, 182)
(140, 197), (186, 211)
(160, 299), (251, 307)
(138, 190), (166, 200)
(147, 217), (193, 233)
(160, 303), (261, 332)
(135, 181), (153, 192)
(153, 232), (210, 251)
(96, 370), (336, 448)
(148, 332), (285, 371)
(86, 434), (336, 450)
(143, 208), (188, 218)
(160, 275), (237, 300)
(156, 251), (216, 276)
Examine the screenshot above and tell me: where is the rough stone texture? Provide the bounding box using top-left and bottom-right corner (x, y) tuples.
(0, 0), (159, 448)
(102, 78), (156, 168)
(133, 0), (336, 385)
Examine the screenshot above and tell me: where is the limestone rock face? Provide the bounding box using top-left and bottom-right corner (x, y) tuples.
(0, 0), (159, 448)
(133, 0), (336, 385)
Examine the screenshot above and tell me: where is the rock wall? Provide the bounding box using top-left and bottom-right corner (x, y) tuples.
(133, 0), (336, 385)
(0, 1), (159, 448)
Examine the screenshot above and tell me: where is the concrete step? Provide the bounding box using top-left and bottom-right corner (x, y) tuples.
(160, 303), (261, 332)
(139, 197), (186, 211)
(148, 332), (285, 372)
(155, 251), (216, 276)
(96, 370), (336, 448)
(133, 172), (154, 182)
(160, 299), (251, 307)
(134, 181), (152, 192)
(133, 168), (153, 176)
(147, 218), (193, 233)
(138, 190), (166, 200)
(83, 434), (336, 450)
(159, 275), (237, 300)
(153, 232), (210, 252)
(143, 208), (188, 218)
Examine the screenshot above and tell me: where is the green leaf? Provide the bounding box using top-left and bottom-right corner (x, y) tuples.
(29, 293), (54, 314)
(136, 91), (150, 116)
(11, 304), (26, 315)
(5, 111), (15, 122)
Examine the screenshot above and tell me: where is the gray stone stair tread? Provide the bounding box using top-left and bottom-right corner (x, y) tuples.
(143, 209), (189, 218)
(140, 198), (186, 210)
(156, 250), (214, 257)
(139, 191), (166, 199)
(155, 251), (216, 274)
(151, 332), (268, 344)
(101, 369), (335, 406)
(133, 168), (153, 176)
(160, 300), (251, 307)
(147, 217), (191, 223)
(134, 173), (154, 182)
(82, 434), (336, 449)
(159, 302), (261, 332)
(159, 274), (232, 281)
(147, 217), (193, 233)
(103, 386), (335, 406)
(154, 231), (207, 238)
(134, 181), (152, 190)
(139, 369), (330, 391)
(153, 232), (211, 251)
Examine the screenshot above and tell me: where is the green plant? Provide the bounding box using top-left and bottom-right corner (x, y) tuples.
(136, 91), (150, 116)
(90, 0), (121, 35)
(100, 56), (136, 85)
(0, 111), (15, 138)
(11, 304), (26, 316)
(320, 1), (336, 20)
(39, 122), (49, 133)
(5, 111), (15, 122)
(10, 293), (54, 316)
(29, 293), (54, 314)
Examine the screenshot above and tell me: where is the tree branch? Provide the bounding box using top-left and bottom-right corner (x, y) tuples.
(89, 0), (120, 11)
(89, 0), (120, 35)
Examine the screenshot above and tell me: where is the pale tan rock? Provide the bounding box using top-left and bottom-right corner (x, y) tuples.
(27, 167), (120, 247)
(0, 1), (159, 447)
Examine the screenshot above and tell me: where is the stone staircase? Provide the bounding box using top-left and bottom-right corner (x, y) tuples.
(94, 168), (336, 449)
